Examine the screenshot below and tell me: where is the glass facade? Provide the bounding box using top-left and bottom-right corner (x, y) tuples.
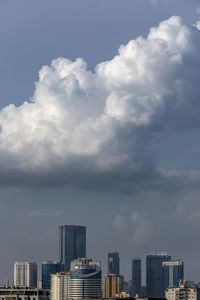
(132, 258), (141, 297)
(108, 252), (120, 275)
(70, 259), (101, 299)
(42, 261), (64, 290)
(59, 225), (86, 271)
(146, 252), (171, 298)
(162, 260), (184, 297)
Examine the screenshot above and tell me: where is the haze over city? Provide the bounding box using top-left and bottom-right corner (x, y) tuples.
(0, 0), (200, 286)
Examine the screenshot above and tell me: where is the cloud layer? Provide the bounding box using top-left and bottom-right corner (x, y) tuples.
(0, 16), (200, 190)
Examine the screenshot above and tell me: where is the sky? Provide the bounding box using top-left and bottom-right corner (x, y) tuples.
(0, 0), (200, 285)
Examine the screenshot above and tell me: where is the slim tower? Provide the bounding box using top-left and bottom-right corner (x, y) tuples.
(108, 252), (120, 275)
(132, 258), (141, 297)
(59, 225), (86, 271)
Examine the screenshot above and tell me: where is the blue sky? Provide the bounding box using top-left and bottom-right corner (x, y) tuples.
(0, 0), (200, 284)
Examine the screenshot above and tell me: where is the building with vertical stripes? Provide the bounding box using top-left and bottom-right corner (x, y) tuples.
(132, 258), (141, 297)
(102, 274), (124, 298)
(51, 272), (70, 300)
(14, 261), (37, 288)
(162, 260), (184, 296)
(59, 225), (86, 272)
(146, 252), (171, 298)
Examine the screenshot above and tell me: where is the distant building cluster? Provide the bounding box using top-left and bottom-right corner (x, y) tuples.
(1, 224), (199, 300)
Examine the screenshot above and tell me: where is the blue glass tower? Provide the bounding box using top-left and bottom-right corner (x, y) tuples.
(162, 260), (184, 296)
(146, 252), (171, 298)
(42, 261), (64, 289)
(59, 225), (86, 271)
(108, 252), (120, 275)
(132, 258), (141, 296)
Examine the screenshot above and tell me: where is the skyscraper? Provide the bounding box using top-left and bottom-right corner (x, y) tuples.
(146, 252), (171, 298)
(108, 252), (120, 275)
(42, 261), (64, 289)
(162, 260), (184, 296)
(59, 225), (86, 271)
(132, 258), (141, 297)
(102, 274), (124, 298)
(14, 261), (37, 288)
(70, 258), (101, 299)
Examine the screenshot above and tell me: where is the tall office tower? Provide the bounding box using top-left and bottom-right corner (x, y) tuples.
(141, 286), (147, 298)
(70, 258), (101, 299)
(166, 281), (200, 300)
(51, 272), (70, 300)
(108, 252), (120, 275)
(132, 258), (141, 297)
(102, 274), (124, 298)
(146, 252), (171, 298)
(42, 261), (64, 290)
(14, 261), (37, 288)
(162, 260), (184, 296)
(59, 225), (86, 271)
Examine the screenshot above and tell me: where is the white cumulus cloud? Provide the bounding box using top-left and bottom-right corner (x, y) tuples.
(0, 16), (200, 190)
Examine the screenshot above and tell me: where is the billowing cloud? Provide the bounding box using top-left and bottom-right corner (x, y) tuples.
(113, 211), (155, 247)
(196, 7), (200, 15)
(0, 16), (200, 190)
(193, 21), (200, 30)
(113, 214), (126, 231)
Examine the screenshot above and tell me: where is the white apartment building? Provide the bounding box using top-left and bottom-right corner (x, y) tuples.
(166, 281), (200, 300)
(51, 272), (70, 300)
(14, 261), (37, 288)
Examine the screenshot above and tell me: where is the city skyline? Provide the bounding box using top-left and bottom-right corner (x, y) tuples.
(6, 224), (188, 290)
(1, 0), (200, 287)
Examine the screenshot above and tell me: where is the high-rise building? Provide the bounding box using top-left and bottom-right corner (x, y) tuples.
(141, 286), (147, 298)
(70, 258), (101, 299)
(146, 252), (171, 298)
(166, 281), (200, 300)
(14, 261), (37, 288)
(162, 260), (184, 296)
(59, 225), (86, 271)
(42, 261), (64, 290)
(51, 272), (70, 300)
(132, 258), (141, 297)
(108, 252), (120, 275)
(102, 274), (124, 298)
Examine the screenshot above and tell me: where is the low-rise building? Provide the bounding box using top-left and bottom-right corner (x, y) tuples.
(0, 287), (49, 300)
(166, 281), (200, 300)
